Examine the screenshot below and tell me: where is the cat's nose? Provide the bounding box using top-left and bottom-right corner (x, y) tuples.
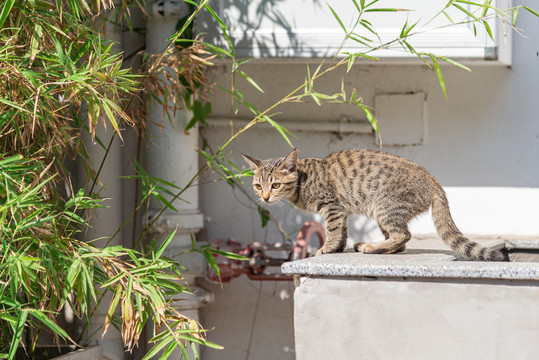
(263, 194), (270, 202)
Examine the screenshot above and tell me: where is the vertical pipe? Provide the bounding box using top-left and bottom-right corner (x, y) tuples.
(145, 0), (212, 356)
(80, 7), (125, 360)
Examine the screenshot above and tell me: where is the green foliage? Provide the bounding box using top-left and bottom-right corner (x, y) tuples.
(0, 0), (229, 358)
(0, 0), (139, 163)
(0, 155), (219, 358)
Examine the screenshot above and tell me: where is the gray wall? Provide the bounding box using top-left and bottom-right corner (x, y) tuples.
(198, 8), (539, 360)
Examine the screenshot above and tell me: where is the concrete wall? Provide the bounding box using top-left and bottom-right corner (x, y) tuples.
(293, 276), (539, 360)
(198, 7), (539, 360)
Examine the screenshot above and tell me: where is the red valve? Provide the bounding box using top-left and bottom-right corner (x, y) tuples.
(207, 221), (326, 282)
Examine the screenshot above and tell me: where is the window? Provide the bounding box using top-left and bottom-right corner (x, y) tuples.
(199, 0), (511, 64)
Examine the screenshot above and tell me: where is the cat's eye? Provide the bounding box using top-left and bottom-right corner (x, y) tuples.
(254, 184), (262, 190)
(271, 183), (281, 189)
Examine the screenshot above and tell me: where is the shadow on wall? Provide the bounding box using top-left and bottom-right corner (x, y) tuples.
(197, 0), (332, 58)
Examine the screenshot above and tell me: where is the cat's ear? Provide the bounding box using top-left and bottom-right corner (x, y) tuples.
(242, 153), (263, 170)
(280, 149), (297, 172)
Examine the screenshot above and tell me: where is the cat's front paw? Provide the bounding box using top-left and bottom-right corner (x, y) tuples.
(315, 246), (334, 256)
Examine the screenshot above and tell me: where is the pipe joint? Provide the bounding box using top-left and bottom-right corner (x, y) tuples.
(151, 0), (190, 19)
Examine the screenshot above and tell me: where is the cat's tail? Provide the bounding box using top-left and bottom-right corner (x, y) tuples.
(431, 193), (505, 261)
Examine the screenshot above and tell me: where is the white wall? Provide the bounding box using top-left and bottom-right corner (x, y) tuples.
(198, 7), (539, 360)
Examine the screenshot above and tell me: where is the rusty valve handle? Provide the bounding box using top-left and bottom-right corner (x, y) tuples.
(207, 221), (326, 282)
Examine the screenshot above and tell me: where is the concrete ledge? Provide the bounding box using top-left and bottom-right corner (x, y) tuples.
(282, 238), (539, 281)
(505, 238), (539, 250)
(288, 237), (539, 360)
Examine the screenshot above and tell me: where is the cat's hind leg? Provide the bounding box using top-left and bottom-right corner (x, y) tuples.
(354, 218), (410, 254)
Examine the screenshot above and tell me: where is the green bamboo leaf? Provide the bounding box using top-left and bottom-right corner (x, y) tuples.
(200, 41), (232, 58)
(0, 296), (20, 309)
(349, 33), (373, 45)
(80, 262), (97, 303)
(29, 24), (43, 66)
(29, 309), (70, 340)
(221, 26), (235, 57)
(360, 19), (378, 36)
(174, 335), (224, 350)
(156, 229), (177, 258)
(201, 249), (220, 277)
(263, 116), (294, 147)
(203, 4), (234, 57)
(237, 70), (264, 93)
(441, 10), (455, 24)
(62, 210), (86, 224)
(452, 4), (479, 22)
(400, 17), (421, 39)
(257, 206), (270, 227)
(52, 35), (66, 66)
(153, 191), (179, 212)
(352, 0), (361, 12)
(191, 342), (199, 360)
(179, 342), (189, 359)
(160, 341), (178, 360)
(100, 271), (127, 288)
(345, 52), (378, 63)
(65, 259), (82, 295)
(360, 105), (379, 133)
(150, 176), (181, 190)
(142, 334), (175, 360)
(522, 6), (539, 18)
(512, 7), (519, 26)
(73, 40), (91, 63)
(365, 8), (401, 12)
(204, 4), (229, 30)
(347, 54), (357, 73)
(440, 56), (471, 72)
(103, 285), (122, 337)
(101, 98), (120, 133)
(0, 0), (15, 28)
(0, 313), (17, 326)
(327, 4), (347, 33)
(8, 310), (27, 360)
(310, 93), (322, 106)
(242, 101), (260, 116)
(186, 101), (211, 131)
(454, 0), (491, 6)
(0, 155), (23, 168)
(208, 248), (248, 261)
(312, 61), (324, 79)
(431, 56), (447, 99)
(482, 21), (493, 41)
(481, 0), (492, 17)
(0, 97), (31, 114)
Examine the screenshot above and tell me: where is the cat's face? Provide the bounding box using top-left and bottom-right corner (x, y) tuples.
(242, 150), (298, 204)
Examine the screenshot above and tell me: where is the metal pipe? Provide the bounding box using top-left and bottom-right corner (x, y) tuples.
(206, 117), (374, 134)
(145, 1), (211, 357)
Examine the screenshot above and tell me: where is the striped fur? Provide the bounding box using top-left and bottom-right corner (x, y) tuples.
(243, 149), (504, 261)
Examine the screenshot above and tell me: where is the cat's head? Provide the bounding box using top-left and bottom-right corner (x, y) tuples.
(242, 149), (298, 204)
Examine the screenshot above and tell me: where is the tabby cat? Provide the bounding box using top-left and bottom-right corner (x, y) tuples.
(242, 149), (504, 261)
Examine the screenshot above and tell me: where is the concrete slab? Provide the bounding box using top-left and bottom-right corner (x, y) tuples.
(282, 237), (539, 280)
